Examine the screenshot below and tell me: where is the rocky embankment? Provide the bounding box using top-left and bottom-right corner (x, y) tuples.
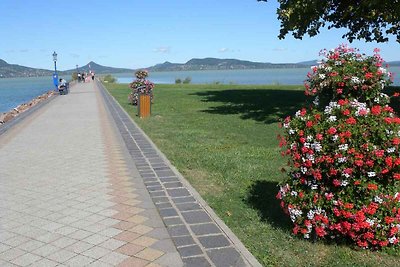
(0, 91), (55, 125)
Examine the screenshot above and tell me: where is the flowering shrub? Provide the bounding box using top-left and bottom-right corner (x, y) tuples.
(128, 70), (154, 105)
(278, 44), (400, 250)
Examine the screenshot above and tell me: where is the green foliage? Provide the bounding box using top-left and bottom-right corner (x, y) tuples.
(183, 76), (192, 84)
(175, 78), (182, 84)
(258, 0), (400, 43)
(71, 72), (78, 81)
(102, 74), (117, 83)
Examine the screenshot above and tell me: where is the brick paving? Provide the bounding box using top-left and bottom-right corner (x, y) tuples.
(0, 81), (261, 266)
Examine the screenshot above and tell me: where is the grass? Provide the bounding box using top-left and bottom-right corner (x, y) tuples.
(105, 83), (400, 267)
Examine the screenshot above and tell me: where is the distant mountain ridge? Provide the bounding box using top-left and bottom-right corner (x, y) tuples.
(64, 61), (134, 74)
(0, 59), (54, 78)
(0, 58), (399, 78)
(147, 58), (315, 71)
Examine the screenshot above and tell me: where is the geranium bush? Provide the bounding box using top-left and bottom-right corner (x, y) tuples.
(277, 44), (400, 250)
(128, 70), (154, 105)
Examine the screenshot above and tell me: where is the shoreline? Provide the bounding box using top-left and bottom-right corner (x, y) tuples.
(0, 90), (56, 125)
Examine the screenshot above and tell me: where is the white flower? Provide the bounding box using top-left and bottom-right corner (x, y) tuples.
(387, 147), (395, 153)
(283, 122), (290, 128)
(366, 218), (375, 226)
(295, 110), (301, 117)
(335, 61), (342, 66)
(304, 234), (310, 239)
(307, 210), (315, 220)
(291, 191), (298, 196)
(389, 237), (397, 244)
(319, 74), (326, 79)
(332, 135), (339, 141)
(289, 129), (295, 135)
(312, 142), (322, 152)
(328, 115), (337, 122)
(307, 135), (313, 142)
(351, 76), (361, 84)
(341, 180), (349, 186)
(368, 172), (376, 177)
(313, 96), (320, 106)
(304, 142), (311, 148)
(338, 144), (348, 151)
(311, 184), (318, 190)
(378, 67), (387, 74)
(301, 167), (308, 174)
(338, 157), (347, 163)
(374, 196), (383, 204)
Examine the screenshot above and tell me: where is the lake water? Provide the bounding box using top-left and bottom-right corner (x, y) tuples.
(1, 67), (399, 113)
(0, 76), (55, 113)
(115, 67), (400, 86)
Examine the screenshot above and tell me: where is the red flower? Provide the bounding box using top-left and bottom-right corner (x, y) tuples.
(346, 117), (357, 124)
(316, 133), (323, 140)
(365, 72), (374, 79)
(327, 127), (337, 135)
(367, 184), (378, 190)
(342, 109), (351, 116)
(354, 160), (363, 167)
(315, 226), (327, 237)
(371, 105), (381, 115)
(374, 150), (385, 158)
(394, 173), (400, 180)
(385, 217), (395, 224)
(393, 137), (400, 145)
(306, 121), (313, 128)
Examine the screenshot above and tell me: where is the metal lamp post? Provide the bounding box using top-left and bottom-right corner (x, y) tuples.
(52, 51), (59, 90)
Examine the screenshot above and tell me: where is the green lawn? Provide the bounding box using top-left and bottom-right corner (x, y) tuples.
(105, 83), (400, 267)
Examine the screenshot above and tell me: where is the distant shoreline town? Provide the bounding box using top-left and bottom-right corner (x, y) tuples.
(1, 58), (400, 79)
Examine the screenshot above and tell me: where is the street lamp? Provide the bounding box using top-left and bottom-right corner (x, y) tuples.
(52, 51), (58, 90)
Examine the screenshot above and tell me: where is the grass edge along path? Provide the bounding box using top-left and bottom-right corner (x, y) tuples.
(105, 83), (400, 267)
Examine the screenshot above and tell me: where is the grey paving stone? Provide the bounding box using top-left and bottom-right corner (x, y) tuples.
(181, 210), (212, 224)
(158, 208), (179, 218)
(167, 225), (190, 237)
(156, 170), (176, 177)
(177, 244), (203, 257)
(198, 235), (230, 249)
(182, 256), (212, 267)
(171, 196), (196, 204)
(155, 202), (173, 209)
(167, 188), (191, 198)
(149, 191), (166, 197)
(152, 197), (169, 204)
(163, 217), (184, 226)
(207, 247), (247, 267)
(190, 223), (222, 236)
(176, 202), (202, 212)
(159, 177), (180, 183)
(163, 182), (183, 189)
(171, 235), (196, 247)
(147, 186), (163, 192)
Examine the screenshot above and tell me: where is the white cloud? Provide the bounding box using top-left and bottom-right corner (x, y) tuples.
(218, 48), (230, 53)
(153, 47), (171, 53)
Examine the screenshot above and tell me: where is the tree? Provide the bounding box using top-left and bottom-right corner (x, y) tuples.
(258, 0), (400, 43)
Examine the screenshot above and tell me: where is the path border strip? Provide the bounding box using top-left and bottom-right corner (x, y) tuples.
(97, 81), (262, 267)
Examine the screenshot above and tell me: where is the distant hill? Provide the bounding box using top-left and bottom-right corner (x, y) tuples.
(0, 59), (54, 78)
(147, 58), (316, 71)
(64, 61), (133, 74)
(0, 58), (399, 78)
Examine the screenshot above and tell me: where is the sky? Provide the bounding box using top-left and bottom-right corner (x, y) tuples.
(0, 0), (399, 71)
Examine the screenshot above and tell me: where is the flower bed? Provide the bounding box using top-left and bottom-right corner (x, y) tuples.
(278, 45), (400, 249)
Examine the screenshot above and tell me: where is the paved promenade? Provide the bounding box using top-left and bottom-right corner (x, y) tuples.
(0, 81), (261, 266)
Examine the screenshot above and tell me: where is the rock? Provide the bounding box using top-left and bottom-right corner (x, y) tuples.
(3, 113), (15, 123)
